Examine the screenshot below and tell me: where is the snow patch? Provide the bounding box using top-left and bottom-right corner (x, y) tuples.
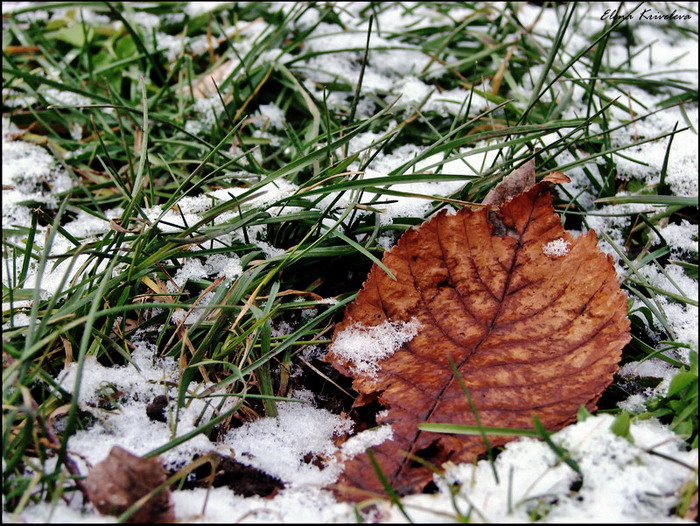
(223, 396), (353, 487)
(377, 414), (698, 523)
(330, 319), (421, 376)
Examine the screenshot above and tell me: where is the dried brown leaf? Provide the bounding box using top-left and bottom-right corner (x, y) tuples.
(86, 446), (174, 523)
(542, 171), (572, 184)
(481, 158), (536, 206)
(326, 176), (630, 500)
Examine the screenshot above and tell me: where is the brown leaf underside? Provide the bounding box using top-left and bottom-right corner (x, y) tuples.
(327, 181), (630, 500)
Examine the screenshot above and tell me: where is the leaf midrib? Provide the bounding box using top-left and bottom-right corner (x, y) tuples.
(389, 188), (542, 484)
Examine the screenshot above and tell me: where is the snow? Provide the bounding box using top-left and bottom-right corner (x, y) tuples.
(9, 369), (697, 524)
(5, 503), (115, 524)
(584, 201), (659, 275)
(2, 131), (75, 217)
(168, 258), (208, 291)
(376, 414), (697, 523)
(636, 263), (699, 354)
(320, 133), (499, 227)
(53, 338), (218, 472)
(185, 95), (227, 134)
(330, 319), (422, 376)
(620, 358), (679, 380)
(254, 103), (287, 131)
(3, 1), (698, 524)
(652, 220), (699, 257)
(212, 178), (299, 210)
(156, 32), (187, 62)
(542, 237), (571, 257)
(203, 253), (244, 280)
(617, 356), (680, 409)
(388, 78), (489, 116)
(184, 2), (228, 17)
(171, 485), (354, 523)
(222, 393), (353, 487)
(340, 424), (394, 460)
(1, 121), (130, 300)
(140, 179), (299, 261)
(5, 336), (390, 523)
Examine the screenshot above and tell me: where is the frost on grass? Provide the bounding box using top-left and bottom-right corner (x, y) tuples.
(183, 1), (227, 17)
(143, 179), (299, 260)
(254, 102), (287, 131)
(583, 200), (697, 359)
(378, 414), (697, 523)
(184, 94), (227, 135)
(214, 177), (299, 211)
(3, 209), (122, 302)
(619, 358), (679, 382)
(330, 319), (422, 376)
(585, 202), (659, 276)
(167, 253), (242, 293)
(170, 290), (218, 326)
(1, 120), (129, 301)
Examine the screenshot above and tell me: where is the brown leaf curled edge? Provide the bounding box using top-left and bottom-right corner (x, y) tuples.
(86, 446), (174, 523)
(326, 175), (631, 501)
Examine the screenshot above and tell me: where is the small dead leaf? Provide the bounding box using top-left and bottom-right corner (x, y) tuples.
(491, 45), (515, 96)
(59, 335), (73, 369)
(326, 173), (630, 500)
(542, 171), (571, 184)
(86, 446), (174, 523)
(109, 218), (143, 234)
(481, 158), (536, 206)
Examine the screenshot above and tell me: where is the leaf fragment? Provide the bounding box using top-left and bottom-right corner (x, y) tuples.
(85, 446), (174, 523)
(481, 158), (536, 206)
